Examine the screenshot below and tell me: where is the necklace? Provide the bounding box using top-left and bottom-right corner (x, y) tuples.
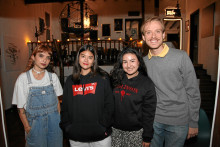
(32, 68), (45, 74)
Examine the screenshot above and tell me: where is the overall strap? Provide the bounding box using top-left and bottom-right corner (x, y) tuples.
(48, 72), (53, 84)
(26, 70), (32, 84)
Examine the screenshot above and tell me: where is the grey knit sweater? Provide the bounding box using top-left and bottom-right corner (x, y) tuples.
(144, 48), (201, 128)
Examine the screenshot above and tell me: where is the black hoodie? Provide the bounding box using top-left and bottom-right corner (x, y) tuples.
(113, 73), (157, 142)
(60, 73), (114, 142)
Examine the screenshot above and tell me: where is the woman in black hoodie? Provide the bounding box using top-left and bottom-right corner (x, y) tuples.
(110, 48), (157, 147)
(60, 45), (114, 147)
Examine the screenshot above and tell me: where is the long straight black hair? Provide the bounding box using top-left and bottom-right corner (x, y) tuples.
(72, 44), (108, 83)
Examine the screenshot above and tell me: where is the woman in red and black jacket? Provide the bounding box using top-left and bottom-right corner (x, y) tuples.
(60, 45), (114, 147)
(110, 48), (157, 147)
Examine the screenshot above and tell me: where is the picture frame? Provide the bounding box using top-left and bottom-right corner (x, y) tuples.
(114, 19), (123, 32)
(2, 35), (21, 71)
(125, 19), (142, 40)
(46, 29), (50, 40)
(185, 20), (189, 32)
(102, 24), (111, 37)
(39, 17), (45, 33)
(90, 15), (98, 27)
(45, 12), (50, 27)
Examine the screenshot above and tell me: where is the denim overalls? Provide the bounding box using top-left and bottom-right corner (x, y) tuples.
(25, 71), (63, 147)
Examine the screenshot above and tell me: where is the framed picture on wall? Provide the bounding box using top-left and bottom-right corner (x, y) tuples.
(2, 35), (22, 71)
(45, 12), (50, 27)
(114, 19), (123, 31)
(39, 17), (45, 33)
(125, 19), (142, 39)
(90, 15), (98, 27)
(46, 29), (50, 40)
(102, 24), (111, 36)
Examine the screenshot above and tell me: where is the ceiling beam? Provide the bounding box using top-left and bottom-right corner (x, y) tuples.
(24, 0), (82, 4)
(154, 0), (159, 16)
(169, 21), (177, 30)
(142, 0), (145, 22)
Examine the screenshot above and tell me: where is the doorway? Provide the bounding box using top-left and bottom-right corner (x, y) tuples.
(163, 18), (182, 49)
(190, 10), (199, 64)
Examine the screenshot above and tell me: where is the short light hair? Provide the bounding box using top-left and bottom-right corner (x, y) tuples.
(141, 16), (165, 35)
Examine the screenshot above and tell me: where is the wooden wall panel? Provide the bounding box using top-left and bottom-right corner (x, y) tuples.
(201, 3), (215, 38)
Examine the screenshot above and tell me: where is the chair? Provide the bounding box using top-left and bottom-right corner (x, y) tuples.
(184, 108), (211, 147)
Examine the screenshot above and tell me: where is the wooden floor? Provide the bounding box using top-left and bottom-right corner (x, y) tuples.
(5, 107), (70, 147)
(5, 108), (25, 147)
(5, 107), (211, 147)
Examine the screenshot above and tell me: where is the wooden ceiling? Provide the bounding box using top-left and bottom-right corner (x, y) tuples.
(24, 0), (81, 4)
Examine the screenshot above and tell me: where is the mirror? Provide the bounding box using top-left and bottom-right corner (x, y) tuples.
(163, 18), (182, 50)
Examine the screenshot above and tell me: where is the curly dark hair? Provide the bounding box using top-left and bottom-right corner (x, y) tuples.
(110, 48), (148, 88)
(72, 44), (108, 84)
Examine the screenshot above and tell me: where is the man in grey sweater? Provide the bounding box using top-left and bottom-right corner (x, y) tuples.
(141, 16), (201, 147)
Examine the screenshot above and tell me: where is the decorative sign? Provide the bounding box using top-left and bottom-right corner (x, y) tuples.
(166, 9), (176, 16)
(166, 9), (179, 16)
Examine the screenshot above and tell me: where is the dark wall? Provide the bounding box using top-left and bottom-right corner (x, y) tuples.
(24, 0), (77, 4)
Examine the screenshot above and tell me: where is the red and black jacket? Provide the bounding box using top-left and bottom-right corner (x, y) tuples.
(113, 73), (157, 143)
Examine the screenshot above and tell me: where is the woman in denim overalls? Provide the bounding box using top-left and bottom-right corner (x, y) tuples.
(12, 45), (63, 147)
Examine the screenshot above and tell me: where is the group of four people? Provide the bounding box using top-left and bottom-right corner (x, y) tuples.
(12, 16), (201, 147)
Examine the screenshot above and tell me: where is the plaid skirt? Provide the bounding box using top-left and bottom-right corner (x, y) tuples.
(111, 127), (143, 147)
